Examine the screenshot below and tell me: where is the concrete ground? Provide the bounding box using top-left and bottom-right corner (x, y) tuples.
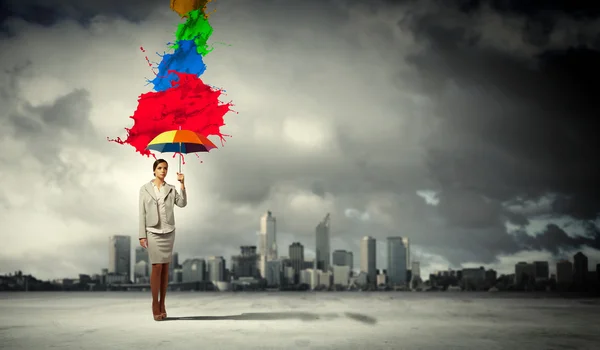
(1, 292), (599, 349)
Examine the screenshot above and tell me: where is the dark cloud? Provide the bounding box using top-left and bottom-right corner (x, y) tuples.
(515, 224), (600, 255)
(1, 64), (98, 166)
(0, 0), (164, 28)
(399, 0), (600, 224)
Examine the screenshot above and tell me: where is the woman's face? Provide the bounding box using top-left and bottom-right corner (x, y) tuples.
(154, 162), (168, 180)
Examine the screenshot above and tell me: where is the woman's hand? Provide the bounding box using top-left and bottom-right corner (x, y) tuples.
(177, 172), (185, 184)
(139, 238), (148, 249)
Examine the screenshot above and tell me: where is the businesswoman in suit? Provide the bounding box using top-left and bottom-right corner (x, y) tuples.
(139, 159), (187, 321)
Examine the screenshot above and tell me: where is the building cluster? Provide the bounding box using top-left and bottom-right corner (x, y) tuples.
(425, 252), (600, 292)
(98, 211), (419, 291)
(5, 213), (600, 293)
(228, 211), (419, 291)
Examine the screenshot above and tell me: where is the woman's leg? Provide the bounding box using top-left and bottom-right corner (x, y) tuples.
(150, 263), (163, 321)
(159, 263), (170, 318)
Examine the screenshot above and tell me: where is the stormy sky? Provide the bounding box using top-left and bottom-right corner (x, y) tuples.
(0, 0), (599, 280)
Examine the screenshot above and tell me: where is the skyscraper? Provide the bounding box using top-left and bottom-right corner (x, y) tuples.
(169, 252), (179, 282)
(182, 258), (206, 282)
(556, 260), (573, 284)
(533, 261), (549, 281)
(332, 250), (353, 272)
(360, 236), (376, 284)
(231, 246), (259, 279)
(289, 242), (304, 282)
(402, 237), (410, 267)
(387, 237), (408, 286)
(411, 261), (421, 278)
(134, 246), (149, 281)
(207, 256), (226, 282)
(315, 213), (331, 271)
(259, 211), (277, 260)
(109, 235), (131, 281)
(573, 252), (588, 286)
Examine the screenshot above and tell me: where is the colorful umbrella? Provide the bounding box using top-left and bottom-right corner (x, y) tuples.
(146, 126), (217, 172)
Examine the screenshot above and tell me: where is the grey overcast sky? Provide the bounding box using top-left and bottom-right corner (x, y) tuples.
(0, 0), (599, 280)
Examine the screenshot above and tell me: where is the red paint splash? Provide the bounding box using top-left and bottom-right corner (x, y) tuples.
(108, 71), (235, 159)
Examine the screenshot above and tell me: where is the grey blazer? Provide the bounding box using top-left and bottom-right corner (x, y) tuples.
(139, 181), (187, 239)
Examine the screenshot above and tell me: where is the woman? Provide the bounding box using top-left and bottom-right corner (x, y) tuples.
(139, 158), (187, 321)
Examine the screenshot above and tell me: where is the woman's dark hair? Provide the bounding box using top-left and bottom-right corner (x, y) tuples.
(153, 159), (168, 175)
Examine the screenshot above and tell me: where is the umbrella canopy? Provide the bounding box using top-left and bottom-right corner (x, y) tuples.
(146, 128), (217, 172)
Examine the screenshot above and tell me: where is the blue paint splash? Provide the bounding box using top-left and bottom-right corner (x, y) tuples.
(148, 40), (207, 92)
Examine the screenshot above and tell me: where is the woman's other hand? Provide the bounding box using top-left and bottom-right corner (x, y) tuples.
(139, 238), (148, 249)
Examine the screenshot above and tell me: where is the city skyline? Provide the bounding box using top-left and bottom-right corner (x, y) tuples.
(5, 209), (600, 281)
(106, 211), (600, 282)
(8, 229), (598, 292)
(1, 0), (599, 283)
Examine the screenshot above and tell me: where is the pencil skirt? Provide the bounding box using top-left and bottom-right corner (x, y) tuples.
(146, 230), (176, 264)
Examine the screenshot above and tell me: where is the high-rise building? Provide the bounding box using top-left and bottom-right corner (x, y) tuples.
(573, 252), (588, 285)
(109, 235), (131, 281)
(207, 256), (226, 282)
(182, 258), (206, 282)
(360, 236), (376, 284)
(169, 252), (179, 282)
(332, 265), (351, 287)
(514, 262), (535, 285)
(259, 211), (277, 260)
(411, 261), (421, 278)
(462, 267), (486, 289)
(289, 242), (304, 283)
(485, 269), (497, 285)
(134, 246), (149, 279)
(265, 259), (282, 286)
(556, 260), (573, 284)
(387, 237), (408, 286)
(134, 261), (148, 283)
(231, 246), (259, 279)
(533, 261), (549, 281)
(315, 213), (331, 271)
(332, 250), (353, 272)
(402, 237), (410, 267)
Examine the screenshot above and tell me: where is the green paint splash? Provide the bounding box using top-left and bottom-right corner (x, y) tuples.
(171, 9), (214, 56)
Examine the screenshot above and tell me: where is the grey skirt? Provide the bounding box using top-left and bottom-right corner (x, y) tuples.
(146, 230), (176, 264)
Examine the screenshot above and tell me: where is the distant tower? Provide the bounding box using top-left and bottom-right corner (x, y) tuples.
(360, 236), (376, 284)
(402, 237), (410, 267)
(170, 252), (179, 282)
(556, 260), (573, 284)
(259, 211), (277, 260)
(109, 235), (131, 281)
(315, 213), (331, 271)
(207, 256), (226, 282)
(332, 250), (353, 272)
(387, 237), (408, 286)
(289, 242), (305, 280)
(134, 246), (149, 280)
(573, 252), (588, 286)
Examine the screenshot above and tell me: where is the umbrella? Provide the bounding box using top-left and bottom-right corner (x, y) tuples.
(146, 126), (217, 173)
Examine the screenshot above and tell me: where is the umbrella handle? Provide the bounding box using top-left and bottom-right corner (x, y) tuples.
(178, 125), (182, 174)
